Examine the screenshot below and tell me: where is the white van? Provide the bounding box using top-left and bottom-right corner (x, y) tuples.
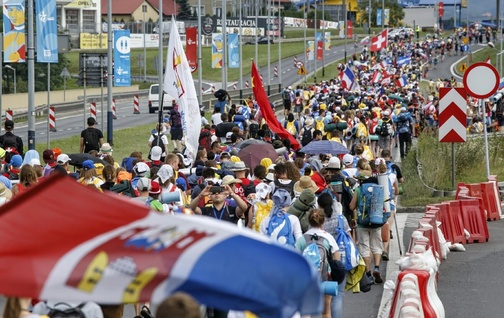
(148, 84), (176, 113)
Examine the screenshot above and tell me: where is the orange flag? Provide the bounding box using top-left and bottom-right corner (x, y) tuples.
(251, 61), (301, 150)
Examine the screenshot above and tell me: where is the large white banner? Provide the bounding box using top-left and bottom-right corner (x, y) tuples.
(129, 34), (159, 48)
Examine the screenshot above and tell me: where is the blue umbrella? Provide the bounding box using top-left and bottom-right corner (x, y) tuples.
(301, 140), (349, 156)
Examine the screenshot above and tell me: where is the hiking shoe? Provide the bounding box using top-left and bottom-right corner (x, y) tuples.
(382, 251), (389, 261)
(373, 269), (384, 284)
(367, 272), (374, 285)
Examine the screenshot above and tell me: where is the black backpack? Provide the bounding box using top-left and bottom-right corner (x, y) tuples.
(83, 128), (99, 151)
(379, 119), (392, 137)
(47, 303), (86, 318)
(148, 133), (163, 160)
(214, 89), (227, 102)
(301, 127), (314, 146)
(0, 134), (19, 163)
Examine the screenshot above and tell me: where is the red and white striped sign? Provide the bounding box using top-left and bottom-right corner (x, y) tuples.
(90, 102), (97, 120)
(294, 56), (298, 68)
(112, 98), (117, 119)
(5, 110), (13, 121)
(211, 85), (215, 94)
(245, 80), (250, 88)
(49, 107), (56, 132)
(133, 95), (140, 114)
(233, 83), (237, 90)
(439, 87), (467, 142)
(274, 66), (278, 78)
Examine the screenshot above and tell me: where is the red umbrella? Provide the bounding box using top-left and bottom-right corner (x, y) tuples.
(237, 143), (278, 171)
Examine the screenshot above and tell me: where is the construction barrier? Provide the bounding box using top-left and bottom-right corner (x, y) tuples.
(5, 109), (13, 122)
(133, 95), (140, 114)
(233, 83), (237, 90)
(457, 196), (489, 243)
(245, 80), (250, 88)
(49, 107), (57, 132)
(210, 85), (215, 94)
(480, 182), (502, 221)
(274, 66), (278, 77)
(112, 98), (117, 119)
(389, 176), (501, 317)
(90, 102), (97, 120)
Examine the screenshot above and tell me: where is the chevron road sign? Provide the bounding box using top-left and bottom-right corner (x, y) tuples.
(438, 87), (467, 143)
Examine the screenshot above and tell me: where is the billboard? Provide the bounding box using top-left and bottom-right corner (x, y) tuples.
(113, 30), (131, 87)
(201, 16), (283, 37)
(35, 0), (58, 63)
(3, 0), (26, 63)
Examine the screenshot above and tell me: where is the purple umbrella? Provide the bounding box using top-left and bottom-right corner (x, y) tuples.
(301, 140), (349, 156)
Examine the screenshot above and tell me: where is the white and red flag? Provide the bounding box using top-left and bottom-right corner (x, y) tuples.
(370, 29), (388, 52)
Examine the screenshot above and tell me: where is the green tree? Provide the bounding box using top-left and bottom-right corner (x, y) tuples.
(176, 0), (192, 20)
(357, 0), (404, 27)
(14, 53), (70, 92)
(307, 9), (331, 21)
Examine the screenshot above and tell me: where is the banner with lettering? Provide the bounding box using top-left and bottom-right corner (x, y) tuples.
(185, 26), (197, 73)
(35, 0), (58, 63)
(212, 33), (223, 69)
(113, 29), (131, 86)
(228, 33), (240, 68)
(3, 0), (26, 62)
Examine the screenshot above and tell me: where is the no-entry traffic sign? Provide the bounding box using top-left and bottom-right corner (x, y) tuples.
(463, 62), (499, 99)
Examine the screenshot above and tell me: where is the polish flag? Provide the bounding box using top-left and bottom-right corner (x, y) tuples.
(370, 29), (388, 52)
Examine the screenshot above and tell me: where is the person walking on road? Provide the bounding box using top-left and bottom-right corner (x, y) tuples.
(80, 117), (104, 154)
(394, 107), (413, 158)
(349, 167), (385, 285)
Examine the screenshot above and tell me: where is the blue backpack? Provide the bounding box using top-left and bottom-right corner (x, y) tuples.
(267, 210), (295, 246)
(357, 183), (387, 228)
(302, 233), (329, 281)
(335, 215), (360, 271)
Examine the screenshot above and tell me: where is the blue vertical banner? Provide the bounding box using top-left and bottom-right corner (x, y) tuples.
(377, 9), (382, 26)
(3, 0), (26, 63)
(113, 30), (131, 87)
(228, 33), (239, 68)
(35, 0), (58, 63)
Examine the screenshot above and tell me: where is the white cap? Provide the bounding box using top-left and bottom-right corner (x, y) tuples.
(57, 154), (71, 164)
(342, 154), (354, 165)
(150, 146), (162, 161)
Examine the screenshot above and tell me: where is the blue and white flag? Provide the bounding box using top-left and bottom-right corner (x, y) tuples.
(113, 30), (131, 87)
(228, 33), (240, 68)
(35, 0), (58, 63)
(397, 55), (411, 66)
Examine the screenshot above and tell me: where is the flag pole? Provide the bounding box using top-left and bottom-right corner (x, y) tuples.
(158, 0), (165, 130)
(198, 0), (203, 106)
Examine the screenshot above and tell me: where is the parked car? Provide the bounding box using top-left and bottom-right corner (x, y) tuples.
(148, 84), (176, 114)
(245, 36), (274, 45)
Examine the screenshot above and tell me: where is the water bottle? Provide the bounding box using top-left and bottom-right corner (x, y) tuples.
(338, 241), (346, 268)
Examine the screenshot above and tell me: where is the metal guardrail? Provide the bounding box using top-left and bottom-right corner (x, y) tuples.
(11, 86), (284, 121)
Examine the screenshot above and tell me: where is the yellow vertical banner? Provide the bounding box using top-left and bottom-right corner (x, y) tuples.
(3, 0), (26, 63)
(212, 33), (223, 69)
(325, 32), (331, 50)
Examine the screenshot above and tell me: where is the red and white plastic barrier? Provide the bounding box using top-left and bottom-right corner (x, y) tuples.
(90, 102), (97, 120)
(133, 95), (140, 114)
(112, 98), (117, 119)
(5, 109), (13, 122)
(49, 107), (56, 132)
(388, 175), (502, 317)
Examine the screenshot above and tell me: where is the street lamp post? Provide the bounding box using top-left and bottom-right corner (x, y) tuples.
(143, 4), (147, 82)
(4, 65), (16, 94)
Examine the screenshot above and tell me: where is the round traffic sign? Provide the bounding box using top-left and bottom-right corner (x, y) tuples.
(463, 62), (500, 99)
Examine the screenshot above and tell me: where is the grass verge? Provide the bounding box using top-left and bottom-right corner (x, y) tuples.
(400, 132), (504, 207)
